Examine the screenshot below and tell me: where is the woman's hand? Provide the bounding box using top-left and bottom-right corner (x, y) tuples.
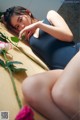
(19, 22), (40, 40)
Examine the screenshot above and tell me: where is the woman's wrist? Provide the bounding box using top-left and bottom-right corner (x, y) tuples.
(36, 21), (43, 28)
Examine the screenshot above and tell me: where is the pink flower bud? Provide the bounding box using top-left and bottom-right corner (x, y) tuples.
(15, 105), (34, 120)
(0, 41), (12, 51)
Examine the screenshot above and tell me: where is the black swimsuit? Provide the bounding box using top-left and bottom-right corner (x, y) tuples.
(29, 18), (80, 70)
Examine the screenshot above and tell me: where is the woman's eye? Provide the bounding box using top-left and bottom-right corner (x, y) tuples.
(19, 17), (22, 22)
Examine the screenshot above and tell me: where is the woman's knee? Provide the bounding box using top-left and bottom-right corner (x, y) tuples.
(52, 84), (69, 106)
(22, 76), (38, 102)
(22, 75), (46, 106)
(52, 83), (79, 116)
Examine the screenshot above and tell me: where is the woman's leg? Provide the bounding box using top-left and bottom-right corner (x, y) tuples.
(22, 70), (70, 120)
(52, 51), (80, 120)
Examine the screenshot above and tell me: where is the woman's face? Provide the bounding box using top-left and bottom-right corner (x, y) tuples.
(10, 14), (31, 32)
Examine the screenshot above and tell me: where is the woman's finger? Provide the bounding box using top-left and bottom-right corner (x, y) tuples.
(19, 30), (24, 39)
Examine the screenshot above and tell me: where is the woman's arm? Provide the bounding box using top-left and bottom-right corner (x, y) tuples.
(38, 10), (73, 42)
(19, 10), (73, 42)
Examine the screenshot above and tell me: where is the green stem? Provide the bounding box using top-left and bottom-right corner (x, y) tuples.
(3, 51), (22, 109)
(7, 67), (22, 109)
(3, 51), (8, 62)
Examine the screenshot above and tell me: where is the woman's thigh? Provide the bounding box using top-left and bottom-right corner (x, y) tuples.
(52, 51), (80, 117)
(22, 69), (63, 100)
(53, 51), (80, 92)
(22, 69), (71, 120)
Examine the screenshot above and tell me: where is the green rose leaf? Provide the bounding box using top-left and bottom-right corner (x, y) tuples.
(0, 37), (7, 42)
(11, 36), (19, 43)
(11, 67), (27, 73)
(6, 63), (26, 72)
(0, 59), (6, 68)
(7, 61), (23, 65)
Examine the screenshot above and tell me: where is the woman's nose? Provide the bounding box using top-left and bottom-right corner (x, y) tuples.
(20, 24), (25, 30)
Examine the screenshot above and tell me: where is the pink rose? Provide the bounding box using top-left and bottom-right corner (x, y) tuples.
(15, 106), (34, 120)
(0, 41), (12, 51)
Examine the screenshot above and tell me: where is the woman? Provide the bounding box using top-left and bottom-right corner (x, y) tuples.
(2, 6), (80, 120)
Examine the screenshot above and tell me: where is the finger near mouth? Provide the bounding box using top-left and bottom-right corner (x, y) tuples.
(28, 31), (32, 38)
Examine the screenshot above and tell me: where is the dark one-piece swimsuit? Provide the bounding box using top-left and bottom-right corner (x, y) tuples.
(29, 18), (80, 70)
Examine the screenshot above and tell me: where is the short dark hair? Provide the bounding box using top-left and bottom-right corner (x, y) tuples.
(3, 6), (34, 35)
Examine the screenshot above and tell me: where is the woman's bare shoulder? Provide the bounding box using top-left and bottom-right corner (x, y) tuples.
(46, 10), (58, 24)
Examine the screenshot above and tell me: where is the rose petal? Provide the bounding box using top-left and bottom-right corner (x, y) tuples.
(15, 106), (34, 120)
(0, 41), (12, 51)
